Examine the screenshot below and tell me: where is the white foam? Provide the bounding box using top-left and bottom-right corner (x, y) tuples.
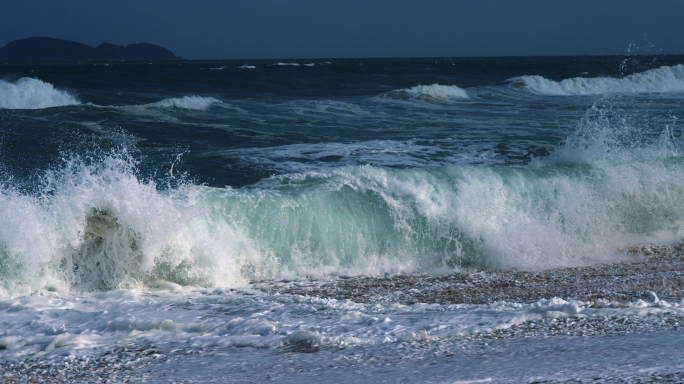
(274, 62), (300, 66)
(404, 84), (469, 99)
(379, 84), (470, 104)
(514, 64), (684, 95)
(0, 78), (80, 109)
(0, 290), (680, 360)
(0, 152), (262, 298)
(147, 96), (223, 111)
(239, 65), (256, 69)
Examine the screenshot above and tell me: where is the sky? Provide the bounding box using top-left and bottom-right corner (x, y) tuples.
(1, 0), (683, 60)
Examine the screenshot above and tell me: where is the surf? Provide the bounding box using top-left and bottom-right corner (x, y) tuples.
(0, 77), (80, 109)
(513, 64), (684, 95)
(2, 112), (684, 299)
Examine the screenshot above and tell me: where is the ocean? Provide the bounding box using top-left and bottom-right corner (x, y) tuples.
(2, 56), (684, 383)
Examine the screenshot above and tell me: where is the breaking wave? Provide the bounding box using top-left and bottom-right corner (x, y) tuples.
(403, 84), (469, 99)
(147, 96), (223, 111)
(0, 77), (80, 109)
(515, 64), (684, 95)
(378, 84), (469, 105)
(2, 102), (684, 299)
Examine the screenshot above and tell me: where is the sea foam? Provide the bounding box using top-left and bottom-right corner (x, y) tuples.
(403, 84), (469, 99)
(0, 78), (80, 109)
(148, 96), (223, 111)
(515, 64), (684, 95)
(2, 291), (679, 360)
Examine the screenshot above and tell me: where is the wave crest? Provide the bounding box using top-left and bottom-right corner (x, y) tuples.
(3, 131), (684, 298)
(403, 84), (469, 99)
(0, 78), (80, 109)
(148, 96), (223, 111)
(378, 84), (469, 104)
(514, 64), (684, 95)
(3, 103), (684, 298)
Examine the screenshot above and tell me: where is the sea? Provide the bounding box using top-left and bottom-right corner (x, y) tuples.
(2, 56), (684, 383)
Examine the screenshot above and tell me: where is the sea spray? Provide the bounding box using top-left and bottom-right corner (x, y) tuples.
(0, 150), (263, 298)
(0, 78), (80, 109)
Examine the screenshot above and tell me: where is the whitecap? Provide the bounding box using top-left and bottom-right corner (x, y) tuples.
(0, 77), (80, 109)
(209, 139), (505, 173)
(404, 84), (469, 99)
(513, 64), (684, 95)
(147, 95), (223, 111)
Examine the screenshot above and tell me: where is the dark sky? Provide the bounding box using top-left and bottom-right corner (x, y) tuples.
(1, 0), (682, 60)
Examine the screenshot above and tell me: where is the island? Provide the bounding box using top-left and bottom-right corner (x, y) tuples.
(0, 37), (179, 63)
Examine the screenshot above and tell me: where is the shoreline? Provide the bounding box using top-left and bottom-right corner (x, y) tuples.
(2, 245), (684, 383)
(255, 243), (684, 306)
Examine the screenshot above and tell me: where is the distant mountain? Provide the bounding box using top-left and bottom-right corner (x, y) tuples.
(0, 37), (178, 63)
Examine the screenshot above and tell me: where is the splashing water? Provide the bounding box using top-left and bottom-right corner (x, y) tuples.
(0, 78), (80, 109)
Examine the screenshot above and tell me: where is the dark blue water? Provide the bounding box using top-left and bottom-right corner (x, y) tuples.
(2, 55), (682, 188)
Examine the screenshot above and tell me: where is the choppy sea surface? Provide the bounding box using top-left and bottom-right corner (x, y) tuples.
(2, 56), (684, 383)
